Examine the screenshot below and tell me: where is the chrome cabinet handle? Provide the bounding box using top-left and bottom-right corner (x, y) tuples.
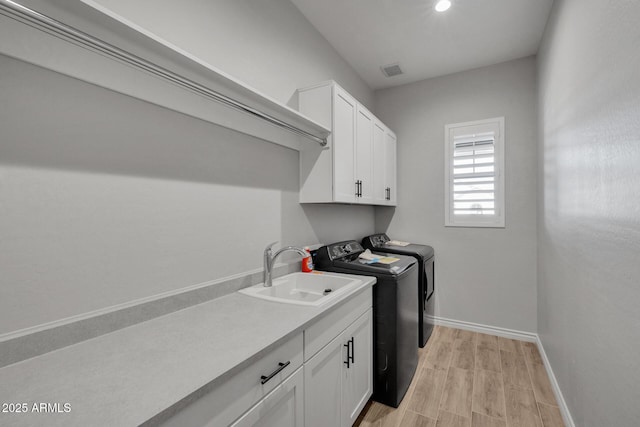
(260, 361), (290, 384)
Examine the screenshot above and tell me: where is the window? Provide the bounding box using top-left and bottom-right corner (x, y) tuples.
(445, 117), (505, 228)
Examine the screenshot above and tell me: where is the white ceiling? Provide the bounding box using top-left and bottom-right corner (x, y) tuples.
(290, 0), (554, 89)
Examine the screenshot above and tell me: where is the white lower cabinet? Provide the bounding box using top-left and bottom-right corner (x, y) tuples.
(342, 310), (373, 425)
(230, 367), (304, 427)
(304, 334), (344, 427)
(158, 333), (304, 427)
(305, 308), (373, 427)
(158, 289), (372, 427)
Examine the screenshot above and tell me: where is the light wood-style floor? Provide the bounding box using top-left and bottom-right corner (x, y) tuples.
(355, 326), (565, 427)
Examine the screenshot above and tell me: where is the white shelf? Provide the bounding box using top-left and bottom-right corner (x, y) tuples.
(0, 0), (330, 151)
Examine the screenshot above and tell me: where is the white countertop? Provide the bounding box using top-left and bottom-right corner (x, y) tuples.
(0, 274), (375, 426)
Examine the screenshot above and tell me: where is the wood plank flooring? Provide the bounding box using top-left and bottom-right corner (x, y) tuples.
(354, 326), (564, 427)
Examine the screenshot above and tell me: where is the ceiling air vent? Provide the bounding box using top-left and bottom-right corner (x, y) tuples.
(381, 63), (403, 78)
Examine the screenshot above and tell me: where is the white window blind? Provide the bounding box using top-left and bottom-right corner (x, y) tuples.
(445, 118), (505, 227)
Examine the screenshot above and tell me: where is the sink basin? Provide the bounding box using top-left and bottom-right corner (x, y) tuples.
(238, 272), (362, 306)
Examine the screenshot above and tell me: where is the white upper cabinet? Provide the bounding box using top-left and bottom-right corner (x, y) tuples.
(384, 129), (398, 206)
(373, 120), (397, 206)
(355, 105), (374, 204)
(333, 88), (358, 203)
(298, 81), (397, 206)
(372, 120), (387, 205)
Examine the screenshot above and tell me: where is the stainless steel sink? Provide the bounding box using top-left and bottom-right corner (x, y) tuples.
(238, 272), (362, 306)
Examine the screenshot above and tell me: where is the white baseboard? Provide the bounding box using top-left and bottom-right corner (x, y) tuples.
(431, 315), (537, 342)
(535, 336), (575, 427)
(431, 315), (575, 427)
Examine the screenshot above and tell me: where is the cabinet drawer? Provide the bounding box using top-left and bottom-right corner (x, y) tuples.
(304, 288), (372, 361)
(230, 366), (304, 427)
(159, 332), (303, 427)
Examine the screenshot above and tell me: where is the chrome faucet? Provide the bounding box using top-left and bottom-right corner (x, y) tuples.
(263, 242), (308, 287)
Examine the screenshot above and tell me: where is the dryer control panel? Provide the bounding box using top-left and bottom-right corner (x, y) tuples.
(371, 234), (389, 248)
(328, 241), (363, 260)
(362, 233), (390, 249)
(314, 241), (365, 265)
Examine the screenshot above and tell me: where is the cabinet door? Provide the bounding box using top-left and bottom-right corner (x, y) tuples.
(304, 335), (344, 427)
(372, 121), (387, 205)
(158, 334), (303, 427)
(384, 131), (397, 206)
(355, 106), (374, 203)
(333, 87), (357, 203)
(231, 367), (303, 427)
(342, 309), (373, 426)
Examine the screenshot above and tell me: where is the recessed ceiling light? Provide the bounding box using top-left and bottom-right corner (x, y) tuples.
(435, 0), (451, 12)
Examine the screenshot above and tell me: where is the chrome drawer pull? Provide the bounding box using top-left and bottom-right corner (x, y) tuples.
(260, 361), (290, 385)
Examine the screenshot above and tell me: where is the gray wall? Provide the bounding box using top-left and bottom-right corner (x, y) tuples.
(0, 0), (375, 336)
(375, 57), (538, 332)
(78, 0), (374, 110)
(537, 0), (640, 425)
